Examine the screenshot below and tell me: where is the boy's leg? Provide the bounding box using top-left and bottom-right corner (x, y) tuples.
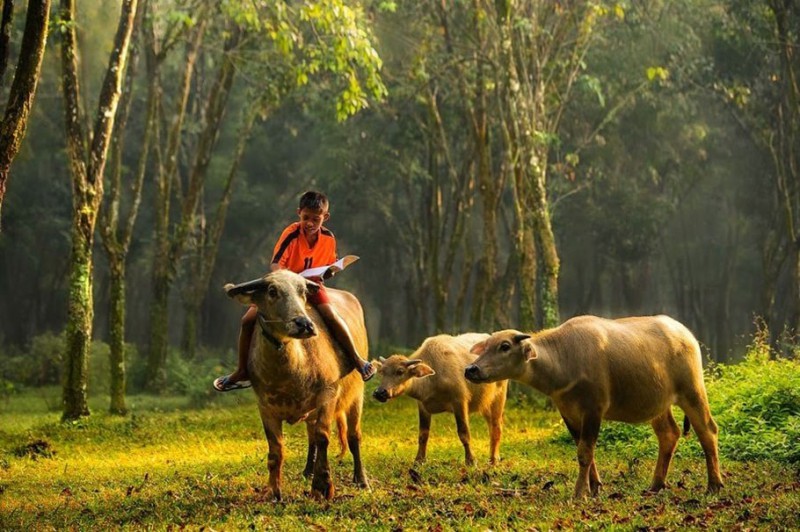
(213, 305), (257, 391)
(317, 303), (375, 381)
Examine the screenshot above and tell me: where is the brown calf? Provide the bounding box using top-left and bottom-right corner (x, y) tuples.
(373, 333), (508, 465)
(465, 315), (723, 498)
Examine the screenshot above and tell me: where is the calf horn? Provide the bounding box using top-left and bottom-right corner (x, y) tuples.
(225, 277), (268, 297)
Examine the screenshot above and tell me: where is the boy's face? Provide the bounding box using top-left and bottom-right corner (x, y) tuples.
(297, 206), (329, 236)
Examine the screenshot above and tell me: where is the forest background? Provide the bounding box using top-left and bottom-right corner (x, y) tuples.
(0, 0), (798, 408)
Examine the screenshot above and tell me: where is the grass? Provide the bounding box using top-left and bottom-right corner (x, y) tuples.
(1, 384), (799, 530)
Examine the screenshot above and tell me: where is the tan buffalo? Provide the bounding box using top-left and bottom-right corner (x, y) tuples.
(224, 269), (368, 501)
(464, 315), (723, 498)
(373, 333), (507, 465)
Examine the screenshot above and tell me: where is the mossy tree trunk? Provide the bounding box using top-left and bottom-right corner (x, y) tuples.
(60, 0), (137, 421)
(98, 0), (147, 414)
(0, 0), (50, 228)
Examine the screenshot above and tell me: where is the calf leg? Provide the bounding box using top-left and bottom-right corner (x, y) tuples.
(346, 401), (369, 488)
(574, 414), (601, 498)
(648, 409), (681, 492)
(562, 415), (602, 495)
(453, 403), (475, 466)
(415, 405), (432, 464)
(679, 391), (724, 493)
(486, 394), (505, 465)
(261, 415), (284, 502)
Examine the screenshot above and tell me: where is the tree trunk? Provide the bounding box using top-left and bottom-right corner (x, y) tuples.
(530, 148), (560, 328)
(108, 258), (127, 414)
(61, 0), (137, 421)
(63, 217), (93, 419)
(0, 0), (50, 228)
(145, 25), (238, 388)
(181, 102), (258, 358)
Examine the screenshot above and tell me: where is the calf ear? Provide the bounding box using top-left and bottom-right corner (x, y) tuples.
(470, 341), (486, 355)
(306, 280), (321, 295)
(223, 284), (254, 306)
(410, 363), (436, 378)
(521, 340), (538, 361)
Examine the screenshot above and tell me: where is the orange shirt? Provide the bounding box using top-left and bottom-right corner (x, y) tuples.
(271, 222), (337, 273)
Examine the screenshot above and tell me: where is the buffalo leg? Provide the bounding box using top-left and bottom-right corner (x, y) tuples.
(346, 400), (369, 488)
(453, 403), (474, 466)
(415, 406), (432, 464)
(648, 409), (681, 492)
(261, 414), (284, 502)
(679, 392), (724, 493)
(303, 420), (316, 479)
(311, 403), (336, 500)
(574, 414), (601, 498)
(486, 393), (505, 465)
(563, 415), (602, 495)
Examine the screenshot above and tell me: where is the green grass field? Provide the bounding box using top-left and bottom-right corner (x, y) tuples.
(1, 384), (798, 530)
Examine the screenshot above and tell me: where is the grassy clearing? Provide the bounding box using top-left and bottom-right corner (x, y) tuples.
(1, 383), (799, 530)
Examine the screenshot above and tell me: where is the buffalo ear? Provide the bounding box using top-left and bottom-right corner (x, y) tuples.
(470, 341), (486, 355)
(521, 340), (538, 362)
(224, 283), (254, 306)
(306, 280), (321, 295)
(410, 363), (435, 378)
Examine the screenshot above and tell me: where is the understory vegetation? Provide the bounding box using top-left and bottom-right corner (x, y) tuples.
(1, 338), (799, 529)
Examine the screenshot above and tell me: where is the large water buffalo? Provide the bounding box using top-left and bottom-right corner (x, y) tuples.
(465, 315), (723, 498)
(224, 269), (368, 501)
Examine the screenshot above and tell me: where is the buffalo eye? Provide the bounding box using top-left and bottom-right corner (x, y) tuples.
(500, 341), (511, 352)
(395, 368), (404, 376)
(267, 286), (278, 298)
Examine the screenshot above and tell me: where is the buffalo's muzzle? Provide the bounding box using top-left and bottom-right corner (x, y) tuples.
(464, 364), (484, 382)
(372, 388), (389, 402)
(292, 316), (316, 337)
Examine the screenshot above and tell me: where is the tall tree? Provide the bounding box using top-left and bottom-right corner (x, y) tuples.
(60, 0), (137, 421)
(712, 0), (800, 336)
(98, 0), (147, 415)
(0, 0), (50, 229)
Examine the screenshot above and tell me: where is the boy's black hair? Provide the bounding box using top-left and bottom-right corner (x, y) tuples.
(299, 190), (329, 212)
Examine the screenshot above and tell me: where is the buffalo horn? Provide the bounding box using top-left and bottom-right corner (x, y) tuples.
(404, 359), (423, 367)
(513, 333), (531, 344)
(225, 277), (268, 297)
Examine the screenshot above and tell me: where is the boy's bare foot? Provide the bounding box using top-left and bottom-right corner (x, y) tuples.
(212, 374), (252, 392)
(358, 361), (376, 381)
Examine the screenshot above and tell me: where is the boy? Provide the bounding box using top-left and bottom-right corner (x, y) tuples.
(213, 190), (375, 391)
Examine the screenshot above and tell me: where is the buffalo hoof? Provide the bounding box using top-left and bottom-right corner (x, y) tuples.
(312, 475), (335, 500)
(271, 489), (282, 503)
(354, 473), (370, 489)
(707, 481), (724, 494)
(302, 467), (314, 480)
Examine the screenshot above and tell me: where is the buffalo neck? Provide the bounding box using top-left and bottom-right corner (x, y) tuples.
(519, 336), (570, 397)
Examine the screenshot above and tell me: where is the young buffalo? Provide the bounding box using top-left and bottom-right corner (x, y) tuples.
(465, 315), (723, 498)
(373, 333), (507, 465)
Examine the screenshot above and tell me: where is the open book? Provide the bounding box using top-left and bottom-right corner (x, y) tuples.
(299, 255), (359, 280)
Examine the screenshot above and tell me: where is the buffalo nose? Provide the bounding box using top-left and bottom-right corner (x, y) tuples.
(294, 316), (315, 333)
(372, 388), (389, 402)
(464, 364), (480, 381)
